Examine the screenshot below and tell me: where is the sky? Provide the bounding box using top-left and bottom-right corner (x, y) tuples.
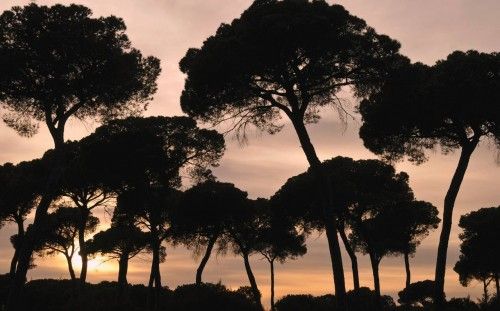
(1, 0), (499, 307)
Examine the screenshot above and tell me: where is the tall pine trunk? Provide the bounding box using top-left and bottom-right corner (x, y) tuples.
(78, 207), (90, 283)
(196, 235), (217, 284)
(148, 234), (162, 311)
(404, 252), (411, 288)
(9, 219), (25, 277)
(242, 252), (264, 311)
(291, 118), (346, 307)
(5, 121), (66, 311)
(368, 252), (382, 311)
(338, 220), (360, 291)
(270, 259), (276, 311)
(434, 141), (477, 306)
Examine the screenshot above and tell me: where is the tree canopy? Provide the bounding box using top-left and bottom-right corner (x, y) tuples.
(454, 206), (500, 300)
(358, 50), (500, 305)
(0, 3), (161, 145)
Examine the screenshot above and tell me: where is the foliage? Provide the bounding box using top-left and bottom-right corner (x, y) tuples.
(397, 280), (436, 307)
(359, 50), (500, 164)
(0, 3), (161, 142)
(180, 0), (404, 138)
(454, 207), (500, 288)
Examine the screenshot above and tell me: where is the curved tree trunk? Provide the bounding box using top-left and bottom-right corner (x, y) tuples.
(270, 259), (275, 311)
(242, 252), (264, 311)
(482, 279), (489, 303)
(434, 142), (477, 306)
(404, 252), (411, 288)
(5, 122), (66, 311)
(368, 252), (382, 310)
(65, 253), (76, 281)
(78, 207), (90, 284)
(196, 235), (217, 285)
(338, 220), (360, 291)
(291, 118), (346, 308)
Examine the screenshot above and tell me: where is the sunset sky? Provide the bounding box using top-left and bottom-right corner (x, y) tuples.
(1, 0), (499, 307)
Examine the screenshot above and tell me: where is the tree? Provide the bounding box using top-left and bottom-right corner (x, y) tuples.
(36, 207), (98, 281)
(86, 221), (149, 289)
(179, 0), (405, 306)
(272, 156), (425, 304)
(255, 205), (307, 311)
(170, 180), (246, 285)
(454, 206), (500, 302)
(0, 160), (44, 277)
(226, 197), (267, 311)
(0, 4), (160, 302)
(376, 201), (440, 288)
(81, 116), (224, 309)
(42, 141), (114, 283)
(358, 50), (500, 305)
(397, 280), (436, 308)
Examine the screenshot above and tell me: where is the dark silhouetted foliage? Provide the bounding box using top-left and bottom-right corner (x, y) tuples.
(0, 4), (160, 303)
(454, 206), (500, 302)
(398, 280), (436, 307)
(180, 0), (406, 304)
(359, 50), (500, 305)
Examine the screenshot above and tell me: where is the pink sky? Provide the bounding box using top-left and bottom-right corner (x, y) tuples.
(0, 0), (499, 307)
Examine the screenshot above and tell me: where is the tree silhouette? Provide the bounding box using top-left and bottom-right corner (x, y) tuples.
(86, 215), (149, 289)
(397, 280), (436, 308)
(0, 4), (160, 302)
(80, 116), (224, 308)
(0, 160), (44, 277)
(454, 206), (500, 302)
(386, 201), (440, 288)
(226, 197), (266, 310)
(272, 156), (429, 303)
(255, 205), (307, 311)
(35, 207), (98, 281)
(170, 180), (245, 285)
(359, 50), (500, 305)
(179, 0), (405, 306)
(42, 141), (114, 283)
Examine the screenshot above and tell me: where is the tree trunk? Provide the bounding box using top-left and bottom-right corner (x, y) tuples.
(291, 118), (346, 307)
(242, 252), (264, 311)
(270, 259), (275, 311)
(338, 220), (360, 291)
(65, 254), (76, 281)
(9, 219), (25, 277)
(434, 142), (477, 306)
(78, 207), (90, 284)
(196, 235), (217, 285)
(5, 122), (66, 311)
(369, 253), (382, 311)
(148, 236), (162, 311)
(404, 252), (411, 288)
(118, 253), (129, 287)
(482, 279), (489, 303)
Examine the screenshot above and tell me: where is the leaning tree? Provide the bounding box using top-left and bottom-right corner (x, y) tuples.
(454, 206), (500, 301)
(179, 0), (405, 305)
(170, 180), (246, 285)
(359, 50), (500, 305)
(0, 160), (44, 276)
(0, 3), (160, 301)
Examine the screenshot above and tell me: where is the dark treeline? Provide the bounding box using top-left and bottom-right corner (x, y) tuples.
(0, 1), (499, 311)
